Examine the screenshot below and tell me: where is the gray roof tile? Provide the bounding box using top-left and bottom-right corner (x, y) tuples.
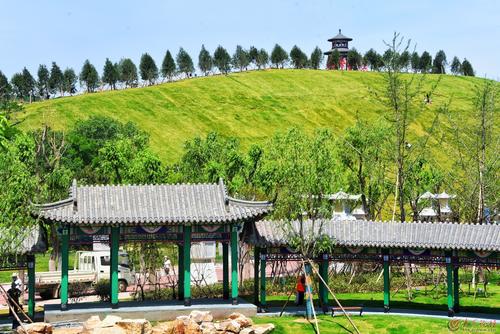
(35, 179), (272, 226)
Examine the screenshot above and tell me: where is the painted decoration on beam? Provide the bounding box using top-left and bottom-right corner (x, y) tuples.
(346, 247), (364, 254)
(142, 226), (162, 234)
(408, 248), (427, 256)
(201, 225), (221, 233)
(80, 226), (102, 235)
(474, 250), (492, 258)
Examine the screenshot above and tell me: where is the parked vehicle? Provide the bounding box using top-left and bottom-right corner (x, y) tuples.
(33, 251), (135, 299)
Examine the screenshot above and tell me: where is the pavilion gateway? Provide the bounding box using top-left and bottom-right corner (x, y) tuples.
(35, 179), (272, 310)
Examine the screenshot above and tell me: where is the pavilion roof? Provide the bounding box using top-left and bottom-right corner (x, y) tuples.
(244, 219), (500, 252)
(328, 29), (353, 42)
(35, 179), (272, 226)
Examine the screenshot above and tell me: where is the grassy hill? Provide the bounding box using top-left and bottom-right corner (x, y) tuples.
(19, 69), (489, 162)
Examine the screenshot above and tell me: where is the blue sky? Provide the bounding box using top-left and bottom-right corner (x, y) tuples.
(1, 0), (499, 79)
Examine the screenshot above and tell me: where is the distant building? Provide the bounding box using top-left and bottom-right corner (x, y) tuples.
(418, 191), (456, 222)
(324, 29), (352, 58)
(327, 191), (366, 221)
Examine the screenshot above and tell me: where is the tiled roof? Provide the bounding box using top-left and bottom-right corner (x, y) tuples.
(0, 224), (47, 255)
(328, 30), (352, 41)
(247, 219), (500, 252)
(35, 179), (272, 226)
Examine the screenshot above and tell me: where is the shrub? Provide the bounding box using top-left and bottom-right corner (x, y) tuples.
(94, 279), (111, 302)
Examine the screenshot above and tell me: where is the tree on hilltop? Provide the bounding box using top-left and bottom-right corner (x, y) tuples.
(102, 58), (119, 90)
(419, 51), (432, 73)
(161, 51), (176, 81)
(249, 46), (259, 68)
(310, 47), (323, 70)
(119, 58), (138, 88)
(271, 44), (288, 68)
(213, 46), (231, 74)
(232, 45), (250, 71)
(399, 50), (410, 71)
(364, 49), (380, 71)
(347, 48), (362, 70)
(140, 53), (159, 85)
(80, 60), (99, 93)
(62, 68), (77, 95)
(49, 62), (64, 96)
(327, 49), (340, 69)
(432, 50), (447, 74)
(37, 65), (50, 99)
(450, 56), (461, 75)
(198, 45), (213, 76)
(290, 45), (308, 69)
(0, 71), (11, 100)
(176, 48), (194, 78)
(461, 59), (474, 76)
(256, 49), (269, 69)
(410, 52), (420, 73)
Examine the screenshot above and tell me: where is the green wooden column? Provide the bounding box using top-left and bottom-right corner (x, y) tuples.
(383, 251), (390, 313)
(27, 255), (35, 318)
(446, 255), (454, 317)
(110, 226), (120, 308)
(253, 246), (260, 305)
(230, 225), (239, 305)
(260, 249), (267, 310)
(60, 226), (69, 311)
(319, 254), (329, 312)
(183, 225), (192, 306)
(222, 242), (229, 300)
(178, 244), (184, 300)
(453, 266), (460, 313)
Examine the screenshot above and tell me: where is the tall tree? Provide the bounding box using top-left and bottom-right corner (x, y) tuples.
(79, 59), (100, 93)
(450, 56), (461, 75)
(256, 49), (269, 69)
(37, 65), (50, 99)
(213, 46), (231, 74)
(161, 50), (176, 81)
(232, 45), (250, 71)
(327, 49), (340, 69)
(461, 59), (475, 76)
(22, 68), (36, 102)
(410, 52), (420, 73)
(347, 48), (362, 70)
(198, 45), (213, 76)
(248, 46), (259, 68)
(419, 51), (432, 73)
(176, 48), (194, 78)
(270, 44), (288, 68)
(432, 50), (447, 74)
(399, 50), (410, 71)
(62, 68), (77, 95)
(290, 45), (308, 69)
(364, 49), (380, 71)
(10, 73), (25, 100)
(139, 53), (159, 85)
(0, 71), (11, 100)
(102, 58), (119, 90)
(119, 58), (139, 88)
(309, 47), (323, 70)
(49, 62), (64, 96)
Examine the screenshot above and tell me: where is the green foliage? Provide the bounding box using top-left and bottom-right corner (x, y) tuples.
(364, 49), (381, 71)
(327, 49), (340, 69)
(410, 52), (420, 73)
(94, 279), (111, 302)
(139, 53), (159, 85)
(11, 68), (35, 101)
(37, 65), (50, 99)
(419, 51), (432, 73)
(0, 71), (11, 100)
(399, 50), (410, 71)
(62, 68), (77, 95)
(213, 45), (231, 74)
(309, 47), (323, 70)
(347, 48), (362, 70)
(461, 59), (474, 76)
(119, 58), (139, 88)
(79, 60), (100, 93)
(232, 45), (250, 71)
(102, 58), (119, 90)
(290, 45), (307, 69)
(432, 50), (447, 74)
(450, 56), (461, 75)
(198, 45), (212, 76)
(270, 44), (288, 69)
(161, 50), (176, 81)
(256, 48), (269, 69)
(49, 62), (64, 96)
(176, 47), (194, 78)
(248, 46), (259, 68)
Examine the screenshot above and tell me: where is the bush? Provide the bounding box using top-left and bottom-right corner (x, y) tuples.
(94, 279), (111, 302)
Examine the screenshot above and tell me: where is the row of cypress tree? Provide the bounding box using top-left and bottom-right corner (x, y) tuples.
(0, 44), (475, 102)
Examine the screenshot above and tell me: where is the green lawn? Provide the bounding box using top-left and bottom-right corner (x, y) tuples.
(253, 283), (500, 315)
(252, 314), (499, 334)
(19, 69), (493, 165)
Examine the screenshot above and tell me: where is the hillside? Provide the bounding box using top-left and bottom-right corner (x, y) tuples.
(20, 69), (488, 162)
